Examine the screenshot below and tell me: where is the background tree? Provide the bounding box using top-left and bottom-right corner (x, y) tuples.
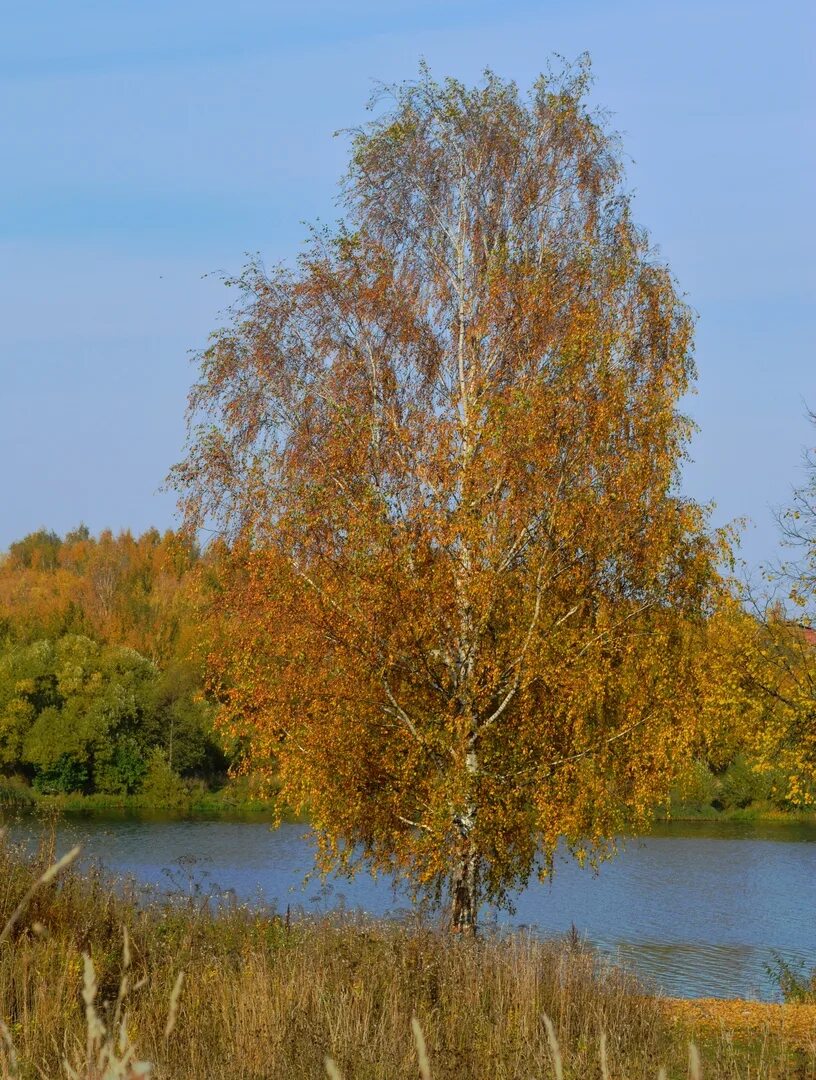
(736, 411), (816, 805)
(0, 527), (227, 796)
(0, 526), (202, 663)
(173, 62), (723, 929)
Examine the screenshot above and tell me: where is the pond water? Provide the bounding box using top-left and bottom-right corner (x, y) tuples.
(6, 813), (816, 1002)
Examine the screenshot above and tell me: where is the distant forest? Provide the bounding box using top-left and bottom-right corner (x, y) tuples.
(0, 526), (229, 798)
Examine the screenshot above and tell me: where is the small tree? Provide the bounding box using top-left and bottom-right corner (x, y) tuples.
(777, 410), (816, 621)
(735, 411), (816, 806)
(173, 63), (722, 929)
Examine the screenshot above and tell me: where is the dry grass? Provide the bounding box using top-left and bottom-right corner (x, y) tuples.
(0, 833), (812, 1079)
(666, 997), (816, 1050)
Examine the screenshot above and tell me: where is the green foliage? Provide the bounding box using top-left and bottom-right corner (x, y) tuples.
(766, 953), (816, 1004)
(94, 736), (148, 795)
(139, 748), (187, 806)
(716, 754), (774, 811)
(0, 639), (60, 768)
(670, 754), (795, 816)
(149, 662), (225, 776)
(672, 758), (720, 809)
(0, 632), (224, 796)
(14, 636), (154, 793)
(0, 774), (36, 806)
(32, 753), (89, 795)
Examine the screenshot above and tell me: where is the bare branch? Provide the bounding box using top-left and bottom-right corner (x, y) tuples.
(395, 814), (433, 833)
(381, 679), (423, 746)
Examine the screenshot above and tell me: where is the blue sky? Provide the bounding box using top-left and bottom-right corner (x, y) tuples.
(1, 0), (813, 569)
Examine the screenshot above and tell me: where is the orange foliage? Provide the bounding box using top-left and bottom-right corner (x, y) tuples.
(173, 64), (726, 926)
(0, 527), (202, 666)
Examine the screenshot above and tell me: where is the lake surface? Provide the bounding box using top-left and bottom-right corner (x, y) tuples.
(7, 814), (816, 1002)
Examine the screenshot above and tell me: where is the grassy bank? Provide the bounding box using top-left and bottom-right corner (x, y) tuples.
(0, 838), (813, 1078)
(0, 775), (307, 822)
(4, 775), (815, 830)
(29, 788), (289, 819)
(659, 801), (816, 827)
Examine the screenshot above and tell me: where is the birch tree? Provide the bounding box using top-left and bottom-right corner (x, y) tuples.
(172, 62), (722, 930)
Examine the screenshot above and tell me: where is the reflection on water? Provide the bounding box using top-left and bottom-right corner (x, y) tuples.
(613, 941), (758, 1001)
(7, 814), (816, 1001)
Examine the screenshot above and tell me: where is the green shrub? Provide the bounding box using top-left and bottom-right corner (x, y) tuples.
(672, 758), (719, 810)
(93, 735), (147, 794)
(717, 754), (773, 810)
(766, 953), (816, 1003)
(0, 774), (35, 806)
(139, 747), (188, 806)
(32, 753), (89, 795)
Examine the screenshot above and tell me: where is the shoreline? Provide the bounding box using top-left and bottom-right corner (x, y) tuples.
(4, 789), (814, 830)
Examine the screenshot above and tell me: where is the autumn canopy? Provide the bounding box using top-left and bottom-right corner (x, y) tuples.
(173, 62), (722, 929)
